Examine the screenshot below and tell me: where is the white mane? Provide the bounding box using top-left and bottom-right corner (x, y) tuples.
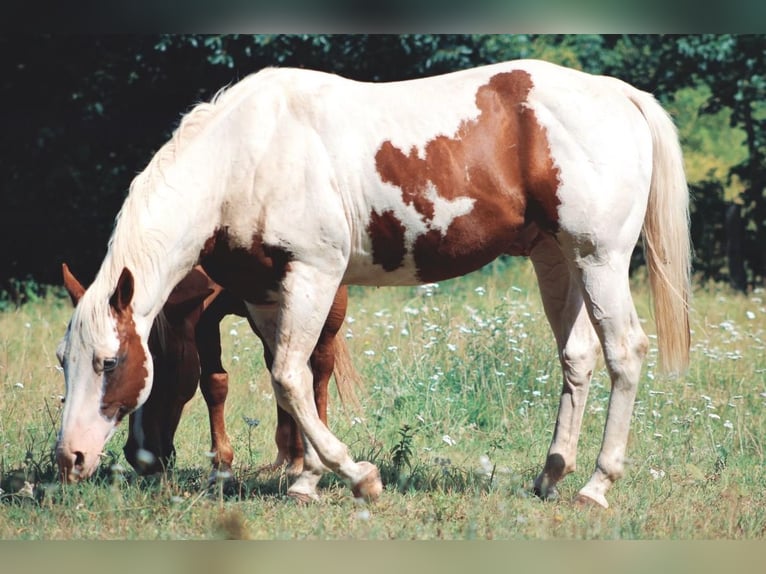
(73, 71), (271, 342)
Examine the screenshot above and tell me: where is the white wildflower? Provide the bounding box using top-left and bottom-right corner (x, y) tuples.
(356, 509), (371, 521)
(478, 454), (493, 474)
(649, 468), (665, 480)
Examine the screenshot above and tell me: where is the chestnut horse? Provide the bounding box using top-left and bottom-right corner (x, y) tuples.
(124, 268), (357, 478)
(55, 59), (690, 508)
(63, 265), (357, 479)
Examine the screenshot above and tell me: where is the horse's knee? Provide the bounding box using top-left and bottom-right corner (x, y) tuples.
(271, 364), (311, 408)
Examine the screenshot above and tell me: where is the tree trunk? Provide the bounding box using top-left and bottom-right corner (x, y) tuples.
(725, 203), (747, 292)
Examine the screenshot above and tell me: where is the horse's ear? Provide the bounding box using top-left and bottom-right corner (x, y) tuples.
(62, 263), (86, 306)
(109, 267), (135, 313)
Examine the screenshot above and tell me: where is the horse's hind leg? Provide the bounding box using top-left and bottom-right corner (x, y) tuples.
(569, 251), (649, 509)
(530, 237), (600, 501)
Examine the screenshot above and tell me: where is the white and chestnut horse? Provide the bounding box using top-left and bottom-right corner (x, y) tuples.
(55, 59), (690, 508)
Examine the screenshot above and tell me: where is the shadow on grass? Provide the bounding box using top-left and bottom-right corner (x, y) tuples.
(1, 446), (531, 506)
(1, 423), (531, 505)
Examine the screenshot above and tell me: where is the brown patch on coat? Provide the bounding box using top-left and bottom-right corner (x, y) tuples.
(198, 227), (293, 304)
(367, 210), (408, 272)
(372, 69), (561, 282)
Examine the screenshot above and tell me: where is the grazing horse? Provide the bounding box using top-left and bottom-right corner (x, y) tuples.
(55, 59), (690, 508)
(63, 265), (357, 478)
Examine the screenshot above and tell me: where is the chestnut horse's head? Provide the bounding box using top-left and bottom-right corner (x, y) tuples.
(123, 268), (215, 474)
(56, 264), (154, 482)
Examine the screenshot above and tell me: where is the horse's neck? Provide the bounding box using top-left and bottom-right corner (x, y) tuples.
(102, 151), (229, 323)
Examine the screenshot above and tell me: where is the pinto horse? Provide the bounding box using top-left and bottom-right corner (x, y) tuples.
(63, 265), (357, 478)
(55, 59), (690, 508)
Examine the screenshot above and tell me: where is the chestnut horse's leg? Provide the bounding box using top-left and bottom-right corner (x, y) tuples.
(196, 290), (242, 476)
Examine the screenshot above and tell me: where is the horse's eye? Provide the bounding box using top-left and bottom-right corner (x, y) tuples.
(103, 357), (119, 372)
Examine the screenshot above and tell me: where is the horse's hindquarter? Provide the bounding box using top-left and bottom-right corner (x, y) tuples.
(530, 72), (654, 256)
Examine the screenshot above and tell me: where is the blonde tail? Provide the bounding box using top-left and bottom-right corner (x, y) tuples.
(331, 335), (363, 412)
(627, 87), (692, 373)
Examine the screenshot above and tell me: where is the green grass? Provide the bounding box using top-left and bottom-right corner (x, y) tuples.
(1, 259), (764, 539)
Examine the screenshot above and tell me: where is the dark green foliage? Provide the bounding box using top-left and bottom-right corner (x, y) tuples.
(2, 34), (764, 301)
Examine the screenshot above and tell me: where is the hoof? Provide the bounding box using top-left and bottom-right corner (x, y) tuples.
(533, 484), (559, 502)
(351, 462), (383, 502)
(573, 491), (609, 509)
(206, 467), (236, 495)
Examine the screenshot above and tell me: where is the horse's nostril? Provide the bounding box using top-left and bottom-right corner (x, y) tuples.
(58, 447), (87, 482)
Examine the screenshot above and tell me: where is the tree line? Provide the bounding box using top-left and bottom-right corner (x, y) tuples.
(1, 34), (764, 307)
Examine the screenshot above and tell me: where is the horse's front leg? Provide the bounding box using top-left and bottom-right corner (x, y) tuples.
(274, 286), (348, 475)
(196, 293), (237, 481)
(257, 264), (381, 503)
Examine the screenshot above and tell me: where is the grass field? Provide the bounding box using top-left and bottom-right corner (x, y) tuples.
(1, 258), (764, 539)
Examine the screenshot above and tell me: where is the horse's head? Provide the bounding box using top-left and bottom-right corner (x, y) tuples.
(56, 263), (154, 482)
(123, 268), (215, 474)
